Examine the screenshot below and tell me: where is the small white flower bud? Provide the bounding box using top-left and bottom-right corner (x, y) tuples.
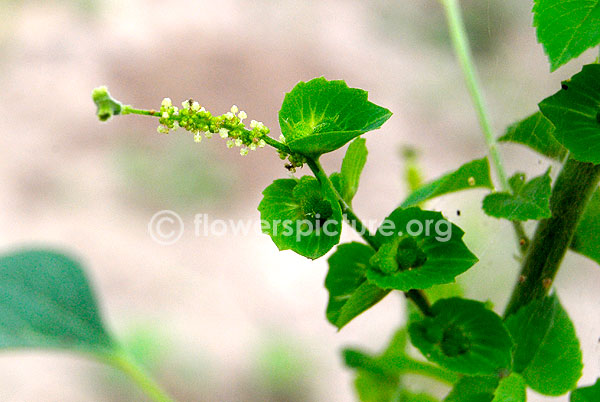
(204, 131), (213, 139)
(249, 143), (257, 151)
(162, 112), (169, 119)
(219, 128), (229, 138)
(230, 105), (239, 114)
(226, 139), (234, 148)
(238, 111), (247, 120)
(234, 138), (243, 147)
(161, 98), (172, 108)
(258, 139), (266, 148)
(191, 101), (200, 111)
(240, 147), (249, 156)
(182, 100), (191, 109)
(194, 132), (202, 143)
(250, 120), (258, 128)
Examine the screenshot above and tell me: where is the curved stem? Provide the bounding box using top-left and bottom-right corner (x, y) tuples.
(306, 157), (433, 317)
(504, 158), (600, 317)
(102, 349), (175, 402)
(440, 0), (529, 254)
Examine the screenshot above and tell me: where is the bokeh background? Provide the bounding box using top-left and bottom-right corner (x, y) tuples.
(1, 0), (599, 401)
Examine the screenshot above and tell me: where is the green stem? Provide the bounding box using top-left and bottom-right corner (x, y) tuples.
(103, 349), (175, 402)
(122, 105), (161, 117)
(306, 157), (433, 317)
(504, 158), (600, 317)
(440, 0), (529, 253)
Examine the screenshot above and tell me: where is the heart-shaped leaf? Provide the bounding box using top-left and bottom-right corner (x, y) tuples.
(0, 249), (115, 354)
(278, 78), (392, 156)
(258, 176), (342, 259)
(505, 293), (582, 396)
(482, 171), (552, 221)
(538, 64), (600, 164)
(366, 207), (478, 291)
(409, 298), (513, 376)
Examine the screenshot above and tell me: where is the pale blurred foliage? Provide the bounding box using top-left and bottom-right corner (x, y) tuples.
(0, 0), (598, 401)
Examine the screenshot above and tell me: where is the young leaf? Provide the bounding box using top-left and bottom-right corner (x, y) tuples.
(409, 298), (513, 376)
(444, 376), (499, 402)
(325, 242), (389, 329)
(570, 378), (600, 402)
(401, 157), (493, 208)
(258, 176), (342, 260)
(505, 294), (583, 396)
(493, 373), (526, 402)
(366, 207), (478, 291)
(498, 112), (567, 161)
(0, 249), (115, 353)
(482, 171), (552, 221)
(538, 64), (600, 164)
(92, 86), (122, 122)
(533, 0), (600, 71)
(278, 78), (392, 156)
(570, 188), (600, 265)
(339, 137), (368, 204)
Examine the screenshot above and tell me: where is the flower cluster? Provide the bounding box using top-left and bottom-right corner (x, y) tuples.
(157, 99), (269, 156)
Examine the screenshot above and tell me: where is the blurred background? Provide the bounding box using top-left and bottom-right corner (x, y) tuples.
(0, 0), (599, 400)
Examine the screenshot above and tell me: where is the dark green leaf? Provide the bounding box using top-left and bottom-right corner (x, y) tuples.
(492, 373), (526, 402)
(258, 177), (342, 260)
(278, 77), (392, 156)
(444, 376), (499, 402)
(533, 0), (600, 71)
(570, 378), (600, 402)
(0, 249), (115, 353)
(401, 157), (493, 208)
(340, 137), (368, 204)
(505, 294), (583, 396)
(571, 188), (600, 265)
(366, 208), (478, 291)
(482, 171), (552, 221)
(538, 64), (600, 164)
(498, 112), (567, 161)
(325, 243), (389, 329)
(409, 298), (513, 375)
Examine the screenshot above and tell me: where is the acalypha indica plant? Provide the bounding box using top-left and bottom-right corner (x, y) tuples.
(1, 0), (600, 401)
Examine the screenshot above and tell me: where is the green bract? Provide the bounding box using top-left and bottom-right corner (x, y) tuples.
(278, 78), (392, 156)
(538, 64), (600, 164)
(401, 157), (493, 208)
(506, 294), (583, 396)
(498, 112), (567, 161)
(365, 207), (478, 291)
(533, 0), (600, 71)
(482, 171), (552, 221)
(409, 298), (513, 375)
(325, 242), (389, 329)
(0, 249), (115, 353)
(258, 176), (342, 259)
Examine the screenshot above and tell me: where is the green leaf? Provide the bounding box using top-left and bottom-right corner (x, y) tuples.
(482, 171), (552, 221)
(0, 249), (115, 353)
(409, 298), (513, 376)
(444, 376), (499, 402)
(533, 0), (600, 71)
(325, 242), (389, 329)
(258, 176), (342, 260)
(366, 207), (478, 291)
(401, 157), (493, 208)
(278, 77), (392, 156)
(538, 64), (600, 164)
(498, 112), (567, 161)
(505, 294), (583, 396)
(493, 373), (526, 402)
(339, 137), (368, 204)
(570, 378), (600, 402)
(570, 188), (600, 265)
